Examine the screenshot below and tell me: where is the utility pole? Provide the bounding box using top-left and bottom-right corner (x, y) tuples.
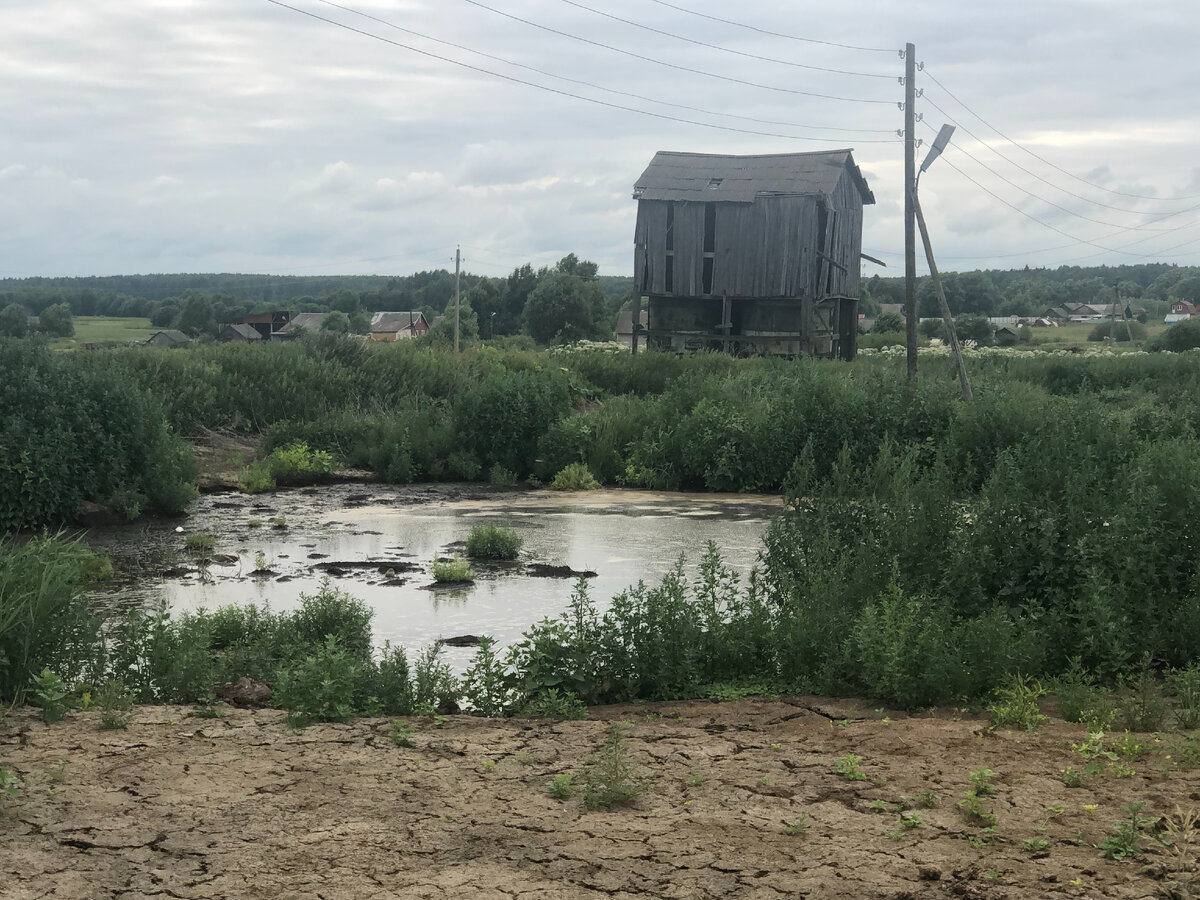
(913, 190), (972, 401)
(454, 244), (461, 353)
(904, 42), (917, 380)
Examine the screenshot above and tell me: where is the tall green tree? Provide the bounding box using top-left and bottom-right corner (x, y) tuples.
(37, 303), (73, 338)
(0, 304), (29, 338)
(522, 270), (605, 345)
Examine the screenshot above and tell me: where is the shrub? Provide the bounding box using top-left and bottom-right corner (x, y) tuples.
(274, 635), (359, 725)
(987, 675), (1049, 731)
(0, 766), (18, 810)
(547, 773), (576, 800)
(465, 523), (522, 560)
(1149, 317), (1200, 352)
(432, 554), (476, 583)
(1088, 320), (1147, 342)
(461, 636), (510, 717)
(551, 462), (601, 491)
(96, 680), (135, 730)
(284, 585), (374, 660)
(583, 725), (642, 810)
(238, 441), (334, 493)
(489, 464), (517, 486)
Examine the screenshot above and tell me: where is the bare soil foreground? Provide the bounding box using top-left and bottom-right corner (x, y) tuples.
(2, 699), (1197, 899)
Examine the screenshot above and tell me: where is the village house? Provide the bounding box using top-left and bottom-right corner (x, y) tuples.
(229, 310), (291, 340)
(370, 311), (429, 341)
(1170, 300), (1197, 317)
(275, 312), (329, 336)
(218, 323), (263, 343)
(1043, 301), (1145, 322)
(631, 148), (874, 359)
(145, 330), (192, 347)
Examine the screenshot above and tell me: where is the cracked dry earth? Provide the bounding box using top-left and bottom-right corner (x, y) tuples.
(2, 700), (1196, 900)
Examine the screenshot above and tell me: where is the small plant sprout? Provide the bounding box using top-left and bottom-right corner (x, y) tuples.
(0, 766), (19, 809)
(966, 826), (1000, 848)
(915, 788), (940, 808)
(987, 675), (1049, 731)
(390, 720), (416, 747)
(1022, 837), (1050, 853)
(30, 669), (72, 723)
(969, 768), (999, 797)
(1098, 802), (1159, 861)
(95, 680), (134, 730)
(254, 550), (268, 571)
(583, 725), (642, 811)
(247, 519), (263, 528)
(959, 791), (998, 827)
(686, 774), (705, 787)
(481, 759), (497, 773)
(1044, 804), (1065, 819)
(834, 754), (867, 782)
(1062, 767), (1086, 788)
(900, 812), (924, 830)
(869, 799), (889, 812)
(271, 515), (287, 529)
(184, 531), (216, 555)
(784, 814), (809, 836)
(547, 773), (575, 800)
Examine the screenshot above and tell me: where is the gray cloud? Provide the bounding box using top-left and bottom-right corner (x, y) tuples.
(1, 0), (1198, 279)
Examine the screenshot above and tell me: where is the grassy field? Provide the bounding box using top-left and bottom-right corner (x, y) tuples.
(1026, 321), (1168, 346)
(51, 316), (156, 348)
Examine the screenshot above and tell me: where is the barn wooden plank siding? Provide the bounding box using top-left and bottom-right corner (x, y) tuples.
(632, 149), (874, 359)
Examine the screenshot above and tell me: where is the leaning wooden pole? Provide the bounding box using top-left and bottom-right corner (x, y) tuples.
(912, 188), (973, 402)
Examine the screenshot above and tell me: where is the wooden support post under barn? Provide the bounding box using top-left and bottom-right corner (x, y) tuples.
(632, 149), (874, 359)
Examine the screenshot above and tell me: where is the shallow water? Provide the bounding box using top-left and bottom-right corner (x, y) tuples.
(85, 484), (781, 666)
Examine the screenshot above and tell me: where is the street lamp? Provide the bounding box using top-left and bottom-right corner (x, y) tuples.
(489, 311), (496, 340)
(914, 124), (973, 402)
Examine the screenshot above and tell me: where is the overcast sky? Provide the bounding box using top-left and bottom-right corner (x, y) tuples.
(3, 0), (1199, 281)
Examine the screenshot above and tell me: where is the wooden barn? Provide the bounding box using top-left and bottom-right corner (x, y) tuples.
(632, 149), (874, 359)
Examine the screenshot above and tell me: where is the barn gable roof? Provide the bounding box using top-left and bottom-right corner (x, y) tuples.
(371, 311), (426, 333)
(633, 149), (874, 205)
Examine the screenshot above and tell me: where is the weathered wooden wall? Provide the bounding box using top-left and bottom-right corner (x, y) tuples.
(633, 168), (864, 302)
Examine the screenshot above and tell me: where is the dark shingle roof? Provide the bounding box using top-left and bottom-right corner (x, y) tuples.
(371, 311), (426, 333)
(633, 149), (874, 204)
(223, 323), (262, 340)
(150, 330), (191, 343)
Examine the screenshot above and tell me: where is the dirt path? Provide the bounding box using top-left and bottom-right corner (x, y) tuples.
(1, 699), (1194, 899)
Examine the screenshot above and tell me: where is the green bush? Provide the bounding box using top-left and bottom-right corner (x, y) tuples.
(489, 464), (517, 486)
(1088, 320), (1147, 342)
(238, 441), (334, 493)
(432, 555), (476, 583)
(551, 462), (601, 491)
(274, 635), (360, 725)
(1150, 317), (1200, 352)
(465, 523), (522, 560)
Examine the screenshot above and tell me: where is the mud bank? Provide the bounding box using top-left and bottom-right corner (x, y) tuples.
(1, 699), (1192, 899)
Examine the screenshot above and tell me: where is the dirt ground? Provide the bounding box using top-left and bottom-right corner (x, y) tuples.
(2, 698), (1196, 900)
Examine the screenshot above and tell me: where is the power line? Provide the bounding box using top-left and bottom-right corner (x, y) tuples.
(459, 0), (896, 104)
(264, 0), (901, 141)
(923, 67), (1200, 202)
(311, 0), (896, 134)
(644, 0), (896, 53)
(921, 94), (1199, 217)
(554, 0), (893, 79)
(923, 121), (1187, 233)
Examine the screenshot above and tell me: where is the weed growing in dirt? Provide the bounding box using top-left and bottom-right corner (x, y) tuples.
(465, 524), (522, 560)
(966, 826), (1000, 848)
(30, 669), (72, 723)
(869, 799), (888, 812)
(900, 812), (924, 830)
(247, 519), (263, 528)
(481, 760), (496, 773)
(970, 768), (999, 797)
(1117, 654), (1170, 733)
(686, 774), (705, 787)
(1170, 732), (1200, 770)
(193, 698), (225, 719)
(1022, 837), (1050, 853)
(547, 773), (575, 800)
(0, 766), (18, 809)
(959, 791), (999, 826)
(987, 675), (1048, 731)
(1160, 807), (1200, 897)
(834, 754), (867, 781)
(432, 554), (475, 583)
(1098, 802), (1159, 860)
(271, 515), (287, 529)
(411, 644), (458, 715)
(583, 725), (641, 811)
(914, 789), (940, 808)
(1112, 732), (1145, 761)
(1170, 665), (1200, 730)
(95, 680), (134, 730)
(551, 462), (601, 491)
(239, 442), (334, 493)
(390, 720), (415, 747)
(784, 814), (809, 836)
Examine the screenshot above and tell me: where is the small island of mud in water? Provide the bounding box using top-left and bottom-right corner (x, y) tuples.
(81, 484), (780, 664)
(3, 698), (1194, 900)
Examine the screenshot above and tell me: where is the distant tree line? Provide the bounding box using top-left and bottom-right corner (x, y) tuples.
(0, 259), (635, 345)
(861, 262), (1199, 320)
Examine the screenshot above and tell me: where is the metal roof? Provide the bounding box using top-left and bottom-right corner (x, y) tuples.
(633, 149), (874, 204)
(278, 313), (328, 333)
(222, 323), (263, 340)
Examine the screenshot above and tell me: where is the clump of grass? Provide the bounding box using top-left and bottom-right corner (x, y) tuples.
(784, 814), (809, 836)
(516, 689), (588, 720)
(583, 724), (642, 810)
(389, 719), (415, 747)
(987, 675), (1048, 731)
(465, 523), (522, 560)
(834, 753), (867, 781)
(238, 441), (335, 493)
(184, 531), (216, 555)
(551, 462), (601, 491)
(432, 554), (476, 583)
(547, 773), (575, 800)
(271, 515), (287, 530)
(95, 680), (134, 730)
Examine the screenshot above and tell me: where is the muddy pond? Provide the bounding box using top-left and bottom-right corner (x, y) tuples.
(85, 484), (781, 667)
